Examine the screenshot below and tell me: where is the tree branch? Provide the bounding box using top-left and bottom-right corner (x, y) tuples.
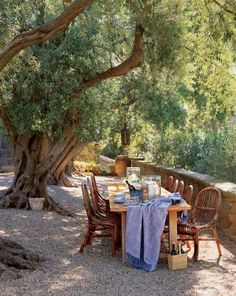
(0, 0), (94, 72)
(0, 107), (18, 140)
(211, 0), (236, 17)
(74, 15), (145, 97)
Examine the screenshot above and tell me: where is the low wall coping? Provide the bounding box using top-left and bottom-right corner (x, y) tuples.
(133, 160), (236, 200)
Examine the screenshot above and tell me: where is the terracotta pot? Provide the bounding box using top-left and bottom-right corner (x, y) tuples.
(115, 155), (131, 177)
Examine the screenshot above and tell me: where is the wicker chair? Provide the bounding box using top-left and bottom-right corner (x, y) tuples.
(79, 183), (119, 257)
(177, 180), (184, 195)
(165, 176), (174, 192)
(178, 187), (222, 261)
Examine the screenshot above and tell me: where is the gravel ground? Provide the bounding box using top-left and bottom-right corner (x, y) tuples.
(0, 174), (235, 296)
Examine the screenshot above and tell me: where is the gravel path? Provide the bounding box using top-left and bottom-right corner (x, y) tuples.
(0, 174), (235, 296)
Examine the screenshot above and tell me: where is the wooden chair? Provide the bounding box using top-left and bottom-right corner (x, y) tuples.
(90, 176), (121, 221)
(182, 185), (194, 206)
(89, 176), (110, 217)
(171, 179), (179, 193)
(165, 176), (174, 192)
(79, 183), (119, 257)
(177, 180), (184, 195)
(178, 187), (222, 261)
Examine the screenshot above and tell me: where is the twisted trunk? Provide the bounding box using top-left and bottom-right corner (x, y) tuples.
(48, 140), (86, 187)
(0, 131), (75, 215)
(0, 134), (48, 209)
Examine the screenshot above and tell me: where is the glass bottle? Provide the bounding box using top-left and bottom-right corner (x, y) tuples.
(171, 242), (178, 255)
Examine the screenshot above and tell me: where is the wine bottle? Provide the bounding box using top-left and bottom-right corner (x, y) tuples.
(170, 242), (178, 255)
(125, 180), (136, 192)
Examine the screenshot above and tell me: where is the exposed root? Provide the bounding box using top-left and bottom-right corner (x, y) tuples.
(0, 190), (29, 210)
(48, 174), (77, 187)
(0, 237), (40, 279)
(0, 191), (75, 217)
(46, 196), (75, 217)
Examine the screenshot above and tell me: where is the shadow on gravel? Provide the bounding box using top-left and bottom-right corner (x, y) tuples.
(0, 175), (235, 295)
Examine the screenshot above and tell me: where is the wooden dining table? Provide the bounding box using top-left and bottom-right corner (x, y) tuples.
(108, 183), (191, 262)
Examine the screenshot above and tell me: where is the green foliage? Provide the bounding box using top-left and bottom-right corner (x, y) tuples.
(1, 0), (236, 183)
(148, 125), (236, 182)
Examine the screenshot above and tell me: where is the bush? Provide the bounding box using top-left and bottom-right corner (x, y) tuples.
(151, 127), (236, 182)
(74, 161), (101, 175)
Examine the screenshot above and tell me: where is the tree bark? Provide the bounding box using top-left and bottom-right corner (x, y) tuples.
(0, 0), (94, 72)
(0, 237), (40, 275)
(48, 140), (86, 186)
(0, 132), (75, 216)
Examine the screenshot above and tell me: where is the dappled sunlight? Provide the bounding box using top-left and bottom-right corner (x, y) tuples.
(41, 212), (55, 221)
(0, 186), (10, 190)
(0, 0), (236, 293)
(49, 267), (87, 293)
(61, 218), (72, 223)
(15, 214), (28, 219)
(61, 226), (78, 232)
(0, 176), (235, 295)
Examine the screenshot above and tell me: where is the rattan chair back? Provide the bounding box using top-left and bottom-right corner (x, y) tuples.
(190, 187), (221, 225)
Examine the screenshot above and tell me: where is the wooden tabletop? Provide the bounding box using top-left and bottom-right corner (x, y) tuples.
(109, 185), (191, 213)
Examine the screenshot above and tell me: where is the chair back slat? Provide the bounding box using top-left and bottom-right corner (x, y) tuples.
(182, 185), (193, 206)
(165, 176), (174, 191)
(90, 176), (110, 213)
(87, 178), (107, 217)
(91, 175), (99, 195)
(172, 179), (179, 193)
(81, 182), (93, 222)
(177, 180), (184, 195)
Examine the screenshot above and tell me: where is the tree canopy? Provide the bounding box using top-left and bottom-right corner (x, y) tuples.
(0, 0), (235, 204)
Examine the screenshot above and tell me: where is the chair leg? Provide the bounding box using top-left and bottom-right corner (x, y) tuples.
(112, 225), (118, 257)
(87, 227), (95, 245)
(79, 227), (90, 253)
(79, 226), (93, 253)
(193, 233), (199, 261)
(213, 226), (222, 257)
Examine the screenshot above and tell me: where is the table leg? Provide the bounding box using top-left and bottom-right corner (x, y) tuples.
(121, 212), (126, 263)
(168, 210), (178, 252)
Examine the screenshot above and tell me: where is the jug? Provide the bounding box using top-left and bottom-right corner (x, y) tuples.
(142, 175), (161, 201)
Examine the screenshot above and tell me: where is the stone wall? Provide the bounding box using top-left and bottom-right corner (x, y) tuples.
(132, 160), (236, 241)
(0, 136), (14, 172)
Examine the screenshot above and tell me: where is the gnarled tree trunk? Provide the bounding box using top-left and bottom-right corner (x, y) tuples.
(0, 134), (49, 209)
(0, 130), (76, 216)
(48, 140), (86, 187)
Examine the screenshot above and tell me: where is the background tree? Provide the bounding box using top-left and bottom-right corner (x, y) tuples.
(0, 0), (235, 210)
(0, 0), (150, 210)
(0, 0), (235, 272)
(100, 0), (236, 181)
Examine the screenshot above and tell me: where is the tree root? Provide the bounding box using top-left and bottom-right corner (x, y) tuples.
(45, 196), (75, 217)
(48, 173), (77, 187)
(0, 237), (40, 279)
(0, 191), (75, 217)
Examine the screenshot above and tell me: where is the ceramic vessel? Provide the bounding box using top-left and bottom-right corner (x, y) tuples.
(29, 197), (45, 211)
